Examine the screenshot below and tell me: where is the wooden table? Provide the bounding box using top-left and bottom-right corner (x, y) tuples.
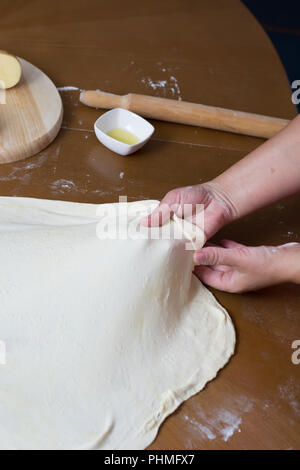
(0, 0), (299, 450)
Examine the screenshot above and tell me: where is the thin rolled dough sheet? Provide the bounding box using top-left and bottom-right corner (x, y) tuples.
(0, 197), (235, 450)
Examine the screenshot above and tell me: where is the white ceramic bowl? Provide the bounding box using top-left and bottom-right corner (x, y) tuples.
(94, 108), (154, 156)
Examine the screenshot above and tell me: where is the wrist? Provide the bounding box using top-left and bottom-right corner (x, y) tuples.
(202, 180), (240, 229)
(273, 243), (300, 284)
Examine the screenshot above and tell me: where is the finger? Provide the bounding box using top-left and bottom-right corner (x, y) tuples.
(194, 246), (232, 270)
(209, 264), (232, 272)
(140, 202), (173, 226)
(194, 246), (239, 267)
(140, 191), (179, 226)
(220, 239), (244, 249)
(194, 266), (230, 291)
(193, 243), (218, 256)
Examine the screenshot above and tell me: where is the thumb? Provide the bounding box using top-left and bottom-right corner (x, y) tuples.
(140, 202), (172, 227)
(194, 246), (238, 266)
(140, 192), (178, 227)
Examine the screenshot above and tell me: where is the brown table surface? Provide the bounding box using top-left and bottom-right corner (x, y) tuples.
(0, 0), (299, 450)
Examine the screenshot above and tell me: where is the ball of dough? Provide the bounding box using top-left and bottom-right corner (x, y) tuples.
(0, 50), (22, 89)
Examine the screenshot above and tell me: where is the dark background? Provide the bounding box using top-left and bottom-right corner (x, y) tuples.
(242, 0), (300, 112)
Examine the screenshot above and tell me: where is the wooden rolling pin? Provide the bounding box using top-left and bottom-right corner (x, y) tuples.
(80, 90), (290, 139)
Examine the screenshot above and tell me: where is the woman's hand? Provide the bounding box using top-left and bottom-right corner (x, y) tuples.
(141, 182), (238, 241)
(194, 240), (300, 293)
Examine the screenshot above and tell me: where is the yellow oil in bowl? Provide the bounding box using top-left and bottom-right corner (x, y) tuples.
(107, 128), (139, 145)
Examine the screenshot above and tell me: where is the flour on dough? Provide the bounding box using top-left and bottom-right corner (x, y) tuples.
(0, 197), (235, 450)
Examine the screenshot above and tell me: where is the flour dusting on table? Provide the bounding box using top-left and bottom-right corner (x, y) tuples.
(183, 395), (254, 444)
(140, 75), (182, 101)
(57, 86), (80, 91)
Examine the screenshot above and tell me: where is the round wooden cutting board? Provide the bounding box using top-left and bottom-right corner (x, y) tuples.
(0, 57), (63, 164)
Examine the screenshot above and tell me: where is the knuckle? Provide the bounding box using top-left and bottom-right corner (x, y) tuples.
(210, 248), (220, 265)
(237, 246), (250, 257)
(165, 189), (179, 203)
